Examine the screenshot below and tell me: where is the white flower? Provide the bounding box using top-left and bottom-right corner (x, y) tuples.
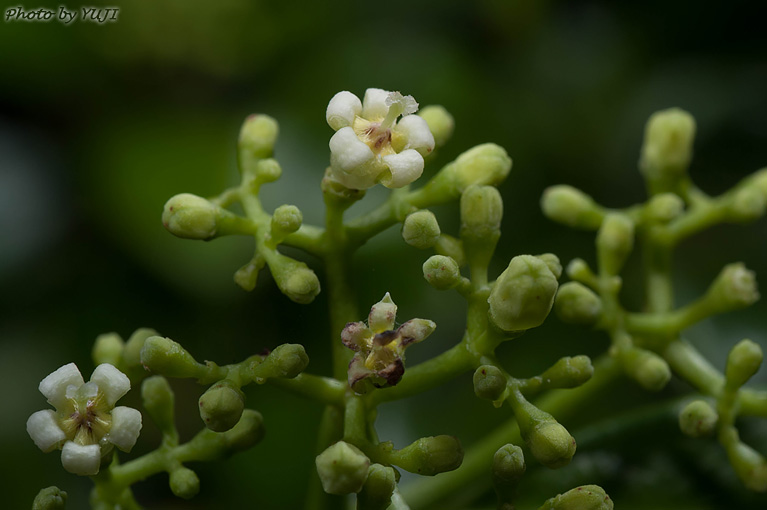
(326, 88), (436, 189)
(26, 363), (142, 476)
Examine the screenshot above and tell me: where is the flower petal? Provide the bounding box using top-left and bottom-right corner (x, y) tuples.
(40, 363), (84, 408)
(397, 319), (437, 347)
(61, 442), (102, 475)
(341, 322), (372, 352)
(376, 357), (405, 387)
(326, 91), (362, 131)
(395, 115), (435, 156)
(107, 406), (142, 452)
(27, 410), (66, 452)
(380, 150), (424, 189)
(362, 88), (391, 119)
(348, 353), (373, 394)
(90, 364), (131, 407)
(329, 127), (375, 173)
(368, 292), (397, 333)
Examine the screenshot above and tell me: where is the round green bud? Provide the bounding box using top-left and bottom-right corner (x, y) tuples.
(539, 484), (613, 510)
(234, 256), (264, 292)
(706, 263), (760, 313)
(726, 339), (763, 389)
(749, 168), (767, 195)
(555, 282), (602, 326)
(419, 105), (454, 148)
(473, 365), (507, 401)
(729, 185), (767, 223)
(123, 328), (159, 368)
(315, 441), (370, 495)
(622, 348), (671, 392)
(541, 185), (604, 230)
(596, 213), (634, 275)
(488, 255), (559, 332)
(678, 400), (718, 438)
(141, 376), (175, 434)
(221, 409), (265, 453)
(253, 343), (310, 380)
(492, 444), (525, 486)
(239, 114), (279, 160)
(395, 436), (464, 476)
(423, 255), (462, 290)
(452, 144), (511, 192)
(199, 380), (245, 432)
(33, 486), (67, 510)
(645, 192), (684, 223)
(271, 259), (321, 304)
(140, 336), (204, 379)
(169, 467), (200, 499)
(358, 464), (396, 510)
(271, 205), (303, 236)
(566, 258), (596, 284)
(527, 421), (577, 469)
(92, 332), (124, 367)
(536, 253), (563, 280)
(162, 193), (218, 240)
(402, 210), (441, 249)
(254, 158), (283, 184)
(460, 185), (503, 240)
(540, 355), (594, 389)
(640, 107), (696, 181)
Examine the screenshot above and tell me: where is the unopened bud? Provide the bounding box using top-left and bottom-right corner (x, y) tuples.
(539, 484), (613, 510)
(566, 258), (597, 284)
(596, 213), (634, 275)
(270, 258), (321, 304)
(402, 210), (441, 249)
(316, 441), (370, 495)
(537, 253), (563, 279)
(239, 114), (279, 160)
(141, 376), (175, 435)
(678, 400), (717, 437)
(540, 355), (594, 389)
(271, 205), (303, 237)
(199, 380), (245, 432)
(358, 464), (396, 510)
(555, 282), (602, 326)
(492, 443), (525, 486)
(726, 339), (763, 390)
(140, 336), (205, 379)
(622, 347), (671, 392)
(423, 255), (462, 290)
(705, 263), (759, 313)
(453, 144), (512, 191)
(252, 343), (309, 380)
(92, 332), (124, 367)
(460, 185), (503, 241)
(645, 193), (684, 223)
(123, 328), (159, 368)
(394, 436), (464, 476)
(162, 193), (218, 240)
(488, 255), (559, 331)
(729, 185), (766, 223)
(419, 105), (454, 147)
(234, 256), (265, 292)
(528, 421), (576, 469)
(169, 467), (200, 499)
(541, 185), (604, 230)
(254, 158), (283, 184)
(33, 487), (67, 510)
(724, 427), (767, 492)
(640, 108), (696, 185)
(473, 365), (507, 402)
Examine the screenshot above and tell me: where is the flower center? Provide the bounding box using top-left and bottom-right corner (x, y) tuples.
(59, 384), (112, 445)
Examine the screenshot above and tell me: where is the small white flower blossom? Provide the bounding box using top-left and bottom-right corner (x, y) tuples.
(326, 88), (436, 189)
(26, 363), (142, 476)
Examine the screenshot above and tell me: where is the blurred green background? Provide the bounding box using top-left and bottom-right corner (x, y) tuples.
(1, 0), (766, 508)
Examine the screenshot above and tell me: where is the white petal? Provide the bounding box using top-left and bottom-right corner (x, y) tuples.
(329, 126), (375, 174)
(61, 442), (101, 476)
(381, 150), (425, 188)
(362, 88), (391, 119)
(27, 410), (66, 452)
(395, 115), (435, 156)
(107, 406), (142, 452)
(40, 363), (83, 408)
(326, 91), (362, 131)
(90, 364), (130, 406)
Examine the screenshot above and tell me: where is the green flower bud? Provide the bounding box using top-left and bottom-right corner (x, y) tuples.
(434, 234), (466, 266)
(729, 440), (767, 492)
(199, 380), (245, 432)
(537, 253), (563, 280)
(596, 213), (634, 275)
(315, 441), (370, 495)
(239, 114), (279, 160)
(750, 168), (767, 195)
(140, 336), (205, 379)
(423, 255), (462, 290)
(169, 467), (200, 499)
(539, 355), (594, 389)
(92, 332), (124, 367)
(726, 339), (763, 390)
(528, 421), (577, 469)
(566, 258), (597, 285)
(123, 328), (159, 368)
(705, 263), (760, 313)
(402, 210), (441, 249)
(539, 484), (613, 510)
(254, 158), (283, 184)
(234, 255), (265, 292)
(541, 185), (604, 230)
(453, 143), (512, 191)
(555, 282), (602, 326)
(419, 105), (454, 147)
(493, 444), (526, 486)
(488, 255), (559, 332)
(393, 436), (464, 476)
(473, 365), (508, 401)
(644, 192), (684, 223)
(729, 185), (767, 222)
(269, 257), (321, 304)
(162, 193), (218, 240)
(460, 185), (503, 240)
(678, 400), (718, 438)
(252, 343), (309, 381)
(622, 347), (671, 392)
(185, 409), (265, 461)
(357, 464), (396, 510)
(271, 205), (303, 238)
(639, 108), (696, 187)
(33, 487), (67, 510)
(141, 376), (175, 435)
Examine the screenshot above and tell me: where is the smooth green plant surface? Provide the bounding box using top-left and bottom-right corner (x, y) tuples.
(26, 92), (767, 510)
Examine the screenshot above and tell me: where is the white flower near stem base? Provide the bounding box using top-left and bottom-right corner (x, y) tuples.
(326, 88), (435, 189)
(26, 363), (142, 476)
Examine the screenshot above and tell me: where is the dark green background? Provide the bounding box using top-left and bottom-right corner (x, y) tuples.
(1, 1), (766, 508)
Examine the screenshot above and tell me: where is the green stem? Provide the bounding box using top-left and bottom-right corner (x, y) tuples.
(268, 373), (346, 405)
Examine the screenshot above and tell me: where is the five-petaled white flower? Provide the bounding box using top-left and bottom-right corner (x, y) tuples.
(26, 363), (142, 476)
(326, 88), (435, 190)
